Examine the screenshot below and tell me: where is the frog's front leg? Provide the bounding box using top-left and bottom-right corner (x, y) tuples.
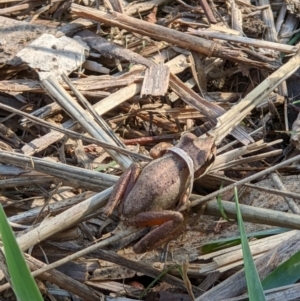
(127, 210), (184, 253)
(103, 163), (141, 216)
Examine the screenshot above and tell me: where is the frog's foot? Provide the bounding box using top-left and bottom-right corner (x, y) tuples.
(128, 210), (184, 253)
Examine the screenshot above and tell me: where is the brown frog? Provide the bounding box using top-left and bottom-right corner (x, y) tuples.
(103, 133), (215, 253)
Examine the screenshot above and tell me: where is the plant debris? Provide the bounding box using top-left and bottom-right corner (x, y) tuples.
(0, 0), (300, 300)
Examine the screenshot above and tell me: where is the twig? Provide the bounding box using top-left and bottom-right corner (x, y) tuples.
(270, 173), (300, 214)
(0, 101), (150, 162)
(188, 28), (297, 53)
(180, 153), (300, 211)
(42, 76), (133, 170)
(70, 3), (278, 70)
(198, 0), (217, 24)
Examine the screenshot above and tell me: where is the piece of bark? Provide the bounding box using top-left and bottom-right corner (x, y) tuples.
(92, 264), (136, 280)
(13, 33), (88, 81)
(0, 73), (142, 94)
(141, 64), (170, 96)
(144, 5), (158, 23)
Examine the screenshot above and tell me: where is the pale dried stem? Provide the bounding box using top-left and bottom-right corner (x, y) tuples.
(15, 188), (112, 251)
(210, 52), (300, 144)
(0, 176), (54, 188)
(230, 0), (243, 34)
(209, 174), (300, 202)
(222, 283), (300, 300)
(278, 13), (299, 44)
(199, 230), (297, 261)
(181, 152), (300, 211)
(170, 73), (253, 144)
(195, 230), (300, 300)
(0, 101), (149, 161)
(213, 149), (282, 171)
(204, 200), (300, 232)
(188, 29), (297, 53)
(22, 52), (188, 156)
(42, 75), (132, 169)
(0, 150), (118, 191)
(8, 192), (94, 224)
(198, 231), (297, 274)
(259, 0), (278, 42)
(124, 0), (168, 15)
(70, 3), (277, 70)
(275, 3), (287, 32)
(270, 173), (300, 214)
(213, 139), (282, 169)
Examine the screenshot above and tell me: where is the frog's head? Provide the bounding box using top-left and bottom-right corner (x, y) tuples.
(176, 133), (216, 178)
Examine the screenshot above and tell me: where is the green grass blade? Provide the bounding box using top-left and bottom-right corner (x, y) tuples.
(234, 187), (266, 301)
(262, 250), (300, 290)
(94, 161), (117, 172)
(140, 264), (182, 298)
(0, 205), (43, 301)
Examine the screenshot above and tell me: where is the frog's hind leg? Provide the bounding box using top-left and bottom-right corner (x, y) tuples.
(103, 163), (141, 216)
(130, 210), (184, 253)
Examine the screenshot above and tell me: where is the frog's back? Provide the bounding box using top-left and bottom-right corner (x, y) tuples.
(122, 153), (189, 217)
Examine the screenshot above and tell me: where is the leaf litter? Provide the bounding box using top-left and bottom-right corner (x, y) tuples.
(0, 0), (300, 300)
